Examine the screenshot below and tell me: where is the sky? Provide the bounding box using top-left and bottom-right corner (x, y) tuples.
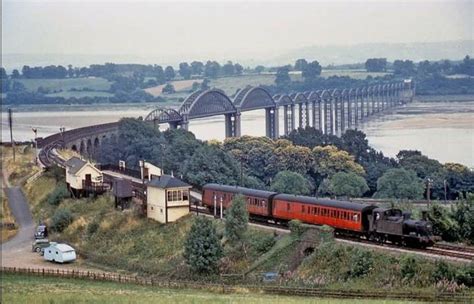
(2, 0), (472, 64)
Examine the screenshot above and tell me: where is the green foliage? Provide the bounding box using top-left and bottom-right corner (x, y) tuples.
(275, 66), (291, 87)
(51, 208), (74, 232)
(433, 260), (456, 282)
(183, 217), (223, 274)
(46, 183), (69, 206)
(451, 196), (474, 243)
(312, 145), (365, 178)
(399, 255), (418, 281)
(375, 168), (424, 199)
(348, 249), (374, 278)
(365, 58), (387, 72)
(427, 203), (460, 242)
(270, 171), (311, 195)
(86, 220), (100, 237)
(182, 144), (240, 187)
(224, 195), (249, 245)
(326, 172), (369, 198)
(161, 83), (175, 94)
(249, 234), (276, 254)
(288, 219), (305, 237)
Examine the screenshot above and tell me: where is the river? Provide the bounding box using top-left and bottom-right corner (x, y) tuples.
(2, 99), (473, 167)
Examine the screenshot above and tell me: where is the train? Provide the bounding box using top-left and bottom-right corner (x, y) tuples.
(202, 183), (437, 248)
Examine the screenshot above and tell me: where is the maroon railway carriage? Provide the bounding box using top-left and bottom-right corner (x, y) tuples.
(202, 184), (277, 217)
(272, 194), (377, 233)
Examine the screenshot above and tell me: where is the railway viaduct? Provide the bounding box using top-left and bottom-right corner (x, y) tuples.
(37, 79), (415, 165)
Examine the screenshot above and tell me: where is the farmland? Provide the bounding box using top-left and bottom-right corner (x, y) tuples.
(1, 273), (425, 304)
(17, 77), (112, 92)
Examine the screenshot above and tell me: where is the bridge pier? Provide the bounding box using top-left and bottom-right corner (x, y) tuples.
(265, 107), (278, 139)
(340, 97), (345, 133)
(225, 112), (241, 138)
(347, 95), (353, 129)
(298, 103), (304, 129)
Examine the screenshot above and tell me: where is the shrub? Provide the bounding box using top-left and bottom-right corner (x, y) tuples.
(87, 220), (100, 237)
(51, 208), (74, 232)
(455, 263), (474, 287)
(183, 216), (222, 273)
(251, 234), (276, 254)
(224, 195), (248, 245)
(433, 260), (456, 283)
(289, 219), (305, 237)
(400, 255), (418, 281)
(47, 183), (69, 206)
(348, 249), (374, 278)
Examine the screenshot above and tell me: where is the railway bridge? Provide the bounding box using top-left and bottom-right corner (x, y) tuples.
(37, 79), (415, 166)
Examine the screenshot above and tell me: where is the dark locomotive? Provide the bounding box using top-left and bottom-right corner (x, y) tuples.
(202, 184), (436, 248)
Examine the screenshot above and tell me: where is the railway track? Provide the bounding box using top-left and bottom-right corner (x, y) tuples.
(38, 142), (66, 168)
(190, 206), (474, 262)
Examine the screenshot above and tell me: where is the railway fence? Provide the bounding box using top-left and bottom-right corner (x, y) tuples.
(2, 266), (472, 302)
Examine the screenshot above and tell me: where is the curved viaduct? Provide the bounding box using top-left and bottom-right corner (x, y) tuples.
(38, 80), (415, 165)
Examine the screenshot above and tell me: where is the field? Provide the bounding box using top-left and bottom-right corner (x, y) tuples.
(1, 194), (17, 243)
(46, 91), (114, 98)
(145, 79), (202, 97)
(17, 77), (112, 93)
(1, 273), (420, 304)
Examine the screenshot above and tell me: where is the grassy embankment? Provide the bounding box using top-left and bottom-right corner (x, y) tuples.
(1, 146), (42, 242)
(2, 273), (415, 304)
(20, 157), (472, 294)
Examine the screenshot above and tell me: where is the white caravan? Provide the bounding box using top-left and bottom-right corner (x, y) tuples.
(43, 242), (76, 263)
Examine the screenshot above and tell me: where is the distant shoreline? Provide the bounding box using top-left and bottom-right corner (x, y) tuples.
(2, 94), (473, 113)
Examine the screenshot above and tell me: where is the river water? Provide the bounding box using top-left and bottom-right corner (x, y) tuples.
(2, 100), (473, 167)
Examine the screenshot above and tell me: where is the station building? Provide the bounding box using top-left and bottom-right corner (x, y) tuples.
(65, 157), (106, 197)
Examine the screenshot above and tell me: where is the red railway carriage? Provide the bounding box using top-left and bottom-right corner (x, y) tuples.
(202, 184), (277, 217)
(272, 194), (377, 232)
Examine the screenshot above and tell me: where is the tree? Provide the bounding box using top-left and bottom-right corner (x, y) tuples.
(179, 62), (192, 80)
(204, 61), (221, 78)
(275, 66), (291, 87)
(266, 140), (313, 176)
(200, 78), (210, 90)
(190, 61), (204, 75)
(393, 60), (416, 76)
(0, 67), (7, 79)
(302, 60), (322, 81)
(270, 170), (311, 195)
(11, 69), (20, 79)
(191, 82), (200, 91)
(164, 66), (175, 81)
(455, 55), (474, 76)
(182, 144), (240, 187)
(153, 65), (166, 84)
(222, 61), (235, 76)
(312, 145), (365, 179)
(234, 63), (243, 75)
(183, 216), (222, 273)
(365, 58), (387, 72)
(294, 59), (308, 71)
(162, 83), (175, 94)
(326, 172), (369, 198)
(374, 168), (424, 199)
(224, 195), (248, 246)
(254, 65), (265, 74)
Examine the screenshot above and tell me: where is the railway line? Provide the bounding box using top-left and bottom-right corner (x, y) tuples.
(190, 206), (474, 262)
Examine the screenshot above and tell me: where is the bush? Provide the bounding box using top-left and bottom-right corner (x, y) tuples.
(251, 234), (276, 254)
(289, 219), (305, 237)
(455, 263), (474, 287)
(433, 260), (456, 283)
(349, 249), (374, 278)
(87, 220), (100, 237)
(46, 183), (69, 206)
(400, 255), (418, 281)
(51, 208), (74, 232)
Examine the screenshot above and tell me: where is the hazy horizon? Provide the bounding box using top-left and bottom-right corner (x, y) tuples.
(2, 0), (472, 68)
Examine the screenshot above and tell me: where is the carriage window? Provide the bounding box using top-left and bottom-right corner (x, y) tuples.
(262, 200), (266, 208)
(353, 214), (359, 222)
(301, 205), (305, 213)
(287, 203), (290, 211)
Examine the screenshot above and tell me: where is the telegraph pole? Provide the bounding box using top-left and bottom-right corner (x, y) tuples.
(8, 109), (15, 161)
(32, 128), (38, 165)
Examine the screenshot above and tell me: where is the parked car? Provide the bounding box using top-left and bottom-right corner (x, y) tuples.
(43, 242), (76, 263)
(34, 224), (48, 239)
(32, 239), (50, 254)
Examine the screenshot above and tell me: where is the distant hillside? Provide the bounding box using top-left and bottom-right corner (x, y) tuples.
(270, 40), (473, 66)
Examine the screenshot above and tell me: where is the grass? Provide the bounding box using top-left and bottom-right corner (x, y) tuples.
(24, 174), (57, 219)
(1, 145), (42, 186)
(1, 193), (18, 243)
(17, 77), (112, 92)
(1, 273), (420, 304)
(46, 91), (114, 98)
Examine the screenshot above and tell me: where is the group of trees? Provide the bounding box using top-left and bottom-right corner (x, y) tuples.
(274, 59), (322, 88)
(365, 58), (387, 72)
(100, 120), (473, 202)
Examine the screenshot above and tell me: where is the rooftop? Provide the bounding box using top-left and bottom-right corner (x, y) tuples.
(148, 175), (191, 189)
(64, 157), (87, 174)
